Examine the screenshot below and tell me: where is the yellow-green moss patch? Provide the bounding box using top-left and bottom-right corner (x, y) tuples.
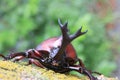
(0, 60), (117, 80)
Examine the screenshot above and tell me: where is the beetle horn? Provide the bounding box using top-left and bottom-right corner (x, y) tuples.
(54, 19), (87, 60)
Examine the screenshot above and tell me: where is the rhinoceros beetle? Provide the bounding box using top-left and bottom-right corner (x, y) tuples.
(0, 19), (101, 80)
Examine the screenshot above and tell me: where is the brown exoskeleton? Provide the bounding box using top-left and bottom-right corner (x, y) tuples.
(0, 19), (101, 80)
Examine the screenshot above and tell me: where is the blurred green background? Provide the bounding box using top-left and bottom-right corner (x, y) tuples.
(0, 0), (119, 77)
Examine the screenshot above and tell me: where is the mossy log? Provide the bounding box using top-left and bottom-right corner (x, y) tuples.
(0, 60), (117, 80)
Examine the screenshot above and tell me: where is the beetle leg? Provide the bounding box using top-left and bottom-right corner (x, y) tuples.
(76, 58), (101, 75)
(87, 70), (102, 75)
(77, 58), (85, 67)
(81, 68), (98, 80)
(27, 58), (45, 68)
(77, 59), (101, 76)
(13, 56), (25, 62)
(0, 54), (6, 60)
(0, 52), (26, 60)
(68, 66), (98, 80)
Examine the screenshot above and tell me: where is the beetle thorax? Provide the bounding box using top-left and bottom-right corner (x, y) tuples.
(49, 37), (62, 58)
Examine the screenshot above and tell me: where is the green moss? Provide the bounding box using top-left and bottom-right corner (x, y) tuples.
(0, 60), (117, 80)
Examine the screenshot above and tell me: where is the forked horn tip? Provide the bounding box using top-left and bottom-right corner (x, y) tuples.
(58, 19), (68, 28)
(85, 29), (88, 32)
(63, 21), (68, 27)
(79, 26), (88, 34)
(79, 26), (82, 31)
(58, 19), (63, 27)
